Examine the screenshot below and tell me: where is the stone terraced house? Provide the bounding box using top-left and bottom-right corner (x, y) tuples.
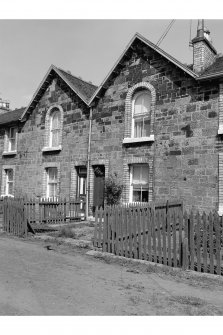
(1, 21), (223, 216)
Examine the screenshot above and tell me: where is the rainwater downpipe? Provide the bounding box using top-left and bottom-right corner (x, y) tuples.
(85, 106), (93, 220)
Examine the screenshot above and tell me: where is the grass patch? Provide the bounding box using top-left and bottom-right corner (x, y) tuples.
(57, 226), (76, 239)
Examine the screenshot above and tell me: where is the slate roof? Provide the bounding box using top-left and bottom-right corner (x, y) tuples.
(200, 55), (223, 77)
(0, 107), (25, 125)
(56, 68), (97, 103)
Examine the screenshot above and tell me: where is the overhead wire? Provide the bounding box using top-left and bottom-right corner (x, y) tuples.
(156, 19), (176, 47)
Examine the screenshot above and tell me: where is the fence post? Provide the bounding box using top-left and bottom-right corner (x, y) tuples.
(182, 237), (189, 270)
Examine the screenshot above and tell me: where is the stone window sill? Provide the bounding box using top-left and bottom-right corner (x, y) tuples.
(2, 151), (17, 156)
(123, 135), (154, 144)
(1, 194), (14, 198)
(42, 145), (62, 153)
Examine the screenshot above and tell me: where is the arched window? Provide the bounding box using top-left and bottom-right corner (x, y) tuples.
(43, 104), (63, 152)
(50, 109), (60, 147)
(123, 82), (155, 144)
(132, 91), (151, 138)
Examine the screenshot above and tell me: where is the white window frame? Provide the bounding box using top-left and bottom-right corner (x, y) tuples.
(2, 168), (14, 197)
(3, 127), (18, 155)
(76, 166), (87, 198)
(129, 164), (149, 203)
(42, 105), (63, 152)
(50, 109), (60, 148)
(46, 167), (58, 199)
(131, 91), (151, 139)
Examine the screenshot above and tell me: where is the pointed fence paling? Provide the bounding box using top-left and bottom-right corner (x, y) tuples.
(93, 203), (223, 276)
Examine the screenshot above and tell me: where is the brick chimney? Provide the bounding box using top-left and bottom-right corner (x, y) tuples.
(191, 20), (217, 74)
(0, 99), (10, 114)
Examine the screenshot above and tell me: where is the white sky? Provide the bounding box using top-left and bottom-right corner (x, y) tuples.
(0, 1), (223, 109)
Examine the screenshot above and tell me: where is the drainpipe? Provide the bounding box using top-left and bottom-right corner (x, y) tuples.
(86, 106), (93, 220)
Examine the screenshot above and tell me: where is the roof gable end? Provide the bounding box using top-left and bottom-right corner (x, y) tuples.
(20, 65), (97, 121)
(89, 33), (198, 105)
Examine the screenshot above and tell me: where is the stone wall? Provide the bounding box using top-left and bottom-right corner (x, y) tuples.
(0, 74), (90, 199)
(91, 38), (219, 212)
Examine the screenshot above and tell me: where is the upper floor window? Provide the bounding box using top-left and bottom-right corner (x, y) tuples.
(50, 109), (60, 147)
(3, 127), (18, 155)
(42, 105), (63, 152)
(123, 82), (155, 144)
(132, 91), (151, 138)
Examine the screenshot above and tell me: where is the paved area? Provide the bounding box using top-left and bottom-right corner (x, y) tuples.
(0, 236), (223, 315)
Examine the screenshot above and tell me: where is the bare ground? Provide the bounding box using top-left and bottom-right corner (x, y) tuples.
(0, 234), (223, 315)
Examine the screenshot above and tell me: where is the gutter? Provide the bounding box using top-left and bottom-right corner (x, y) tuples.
(85, 107), (93, 220)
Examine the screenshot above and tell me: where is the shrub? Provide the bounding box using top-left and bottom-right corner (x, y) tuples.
(105, 172), (123, 206)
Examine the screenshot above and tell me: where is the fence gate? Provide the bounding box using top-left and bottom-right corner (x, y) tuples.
(3, 198), (27, 237)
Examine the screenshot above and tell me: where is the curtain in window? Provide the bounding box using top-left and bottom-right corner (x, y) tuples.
(132, 165), (149, 202)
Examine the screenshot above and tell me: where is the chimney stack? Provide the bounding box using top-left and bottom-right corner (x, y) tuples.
(191, 19), (217, 74)
(0, 98), (10, 114)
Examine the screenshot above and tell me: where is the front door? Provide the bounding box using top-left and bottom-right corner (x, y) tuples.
(93, 165), (105, 211)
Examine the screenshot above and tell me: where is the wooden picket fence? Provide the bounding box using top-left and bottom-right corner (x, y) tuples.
(1, 196), (86, 237)
(24, 197), (86, 225)
(3, 197), (27, 237)
(93, 203), (223, 276)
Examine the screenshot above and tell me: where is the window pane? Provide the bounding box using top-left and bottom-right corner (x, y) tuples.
(52, 111), (60, 129)
(133, 166), (141, 184)
(8, 182), (13, 195)
(141, 166), (149, 184)
(143, 118), (151, 137)
(10, 139), (16, 151)
(7, 169), (14, 182)
(48, 184), (57, 197)
(9, 128), (16, 139)
(142, 190), (149, 202)
(133, 189), (141, 202)
(134, 92), (151, 116)
(51, 130), (59, 147)
(134, 119), (143, 138)
(48, 168), (57, 182)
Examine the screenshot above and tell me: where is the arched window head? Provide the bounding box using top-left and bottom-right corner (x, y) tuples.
(132, 90), (151, 138)
(50, 108), (60, 147)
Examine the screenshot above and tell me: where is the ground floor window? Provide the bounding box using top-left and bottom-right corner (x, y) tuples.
(76, 166), (87, 198)
(130, 164), (149, 203)
(4, 169), (14, 196)
(46, 167), (58, 198)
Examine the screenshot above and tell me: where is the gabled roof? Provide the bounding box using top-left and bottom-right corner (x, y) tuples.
(0, 107), (25, 125)
(20, 65), (97, 120)
(89, 32), (198, 105)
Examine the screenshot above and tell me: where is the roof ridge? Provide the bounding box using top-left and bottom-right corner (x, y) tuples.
(56, 67), (97, 89)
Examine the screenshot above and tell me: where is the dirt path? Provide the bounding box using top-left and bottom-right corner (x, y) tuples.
(0, 236), (223, 315)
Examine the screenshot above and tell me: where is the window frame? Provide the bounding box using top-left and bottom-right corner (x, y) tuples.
(3, 127), (18, 155)
(50, 109), (60, 148)
(2, 168), (15, 197)
(42, 104), (63, 153)
(46, 167), (58, 198)
(76, 166), (87, 198)
(129, 164), (149, 203)
(131, 91), (151, 139)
